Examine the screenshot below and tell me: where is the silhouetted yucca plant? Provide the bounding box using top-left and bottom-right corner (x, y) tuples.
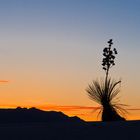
(86, 39), (125, 121)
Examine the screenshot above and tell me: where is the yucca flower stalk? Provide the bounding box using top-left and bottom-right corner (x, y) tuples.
(86, 39), (125, 121)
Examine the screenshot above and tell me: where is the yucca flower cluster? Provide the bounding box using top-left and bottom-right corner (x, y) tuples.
(102, 39), (117, 73)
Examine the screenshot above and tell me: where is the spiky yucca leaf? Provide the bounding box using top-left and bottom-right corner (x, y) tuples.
(86, 78), (121, 106)
(86, 78), (125, 121)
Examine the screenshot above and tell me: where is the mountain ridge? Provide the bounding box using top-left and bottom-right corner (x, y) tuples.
(0, 107), (84, 124)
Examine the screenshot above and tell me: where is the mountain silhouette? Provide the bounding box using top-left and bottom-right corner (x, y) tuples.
(0, 107), (139, 140)
(0, 107), (84, 124)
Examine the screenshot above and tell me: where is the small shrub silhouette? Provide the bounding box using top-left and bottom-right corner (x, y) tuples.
(86, 39), (126, 121)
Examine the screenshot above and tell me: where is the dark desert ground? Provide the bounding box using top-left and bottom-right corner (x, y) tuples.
(0, 108), (139, 140)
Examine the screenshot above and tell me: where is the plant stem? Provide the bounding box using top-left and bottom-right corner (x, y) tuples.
(105, 66), (109, 86)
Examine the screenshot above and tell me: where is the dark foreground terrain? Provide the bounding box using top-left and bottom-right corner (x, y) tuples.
(0, 108), (139, 140)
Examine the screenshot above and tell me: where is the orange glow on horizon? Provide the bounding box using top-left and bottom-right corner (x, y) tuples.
(0, 104), (140, 121)
(0, 80), (9, 83)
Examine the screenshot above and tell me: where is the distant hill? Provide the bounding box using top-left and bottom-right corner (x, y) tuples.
(0, 107), (140, 140)
(0, 107), (84, 124)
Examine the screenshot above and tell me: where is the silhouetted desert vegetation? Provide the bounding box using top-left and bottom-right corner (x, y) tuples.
(86, 39), (126, 121)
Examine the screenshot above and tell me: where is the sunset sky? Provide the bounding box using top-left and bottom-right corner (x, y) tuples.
(0, 0), (140, 121)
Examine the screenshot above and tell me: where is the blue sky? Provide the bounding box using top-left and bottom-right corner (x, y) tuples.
(0, 0), (140, 120)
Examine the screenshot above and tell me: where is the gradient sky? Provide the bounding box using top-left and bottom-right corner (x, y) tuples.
(0, 0), (140, 121)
